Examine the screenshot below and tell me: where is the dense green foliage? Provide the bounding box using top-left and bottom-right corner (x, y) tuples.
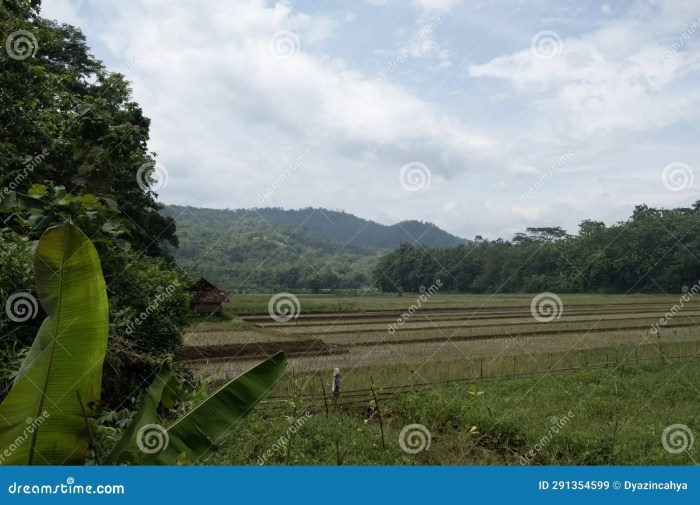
(164, 205), (467, 293)
(165, 206), (387, 292)
(0, 223), (287, 465)
(375, 203), (700, 294)
(0, 235), (34, 395)
(0, 0), (190, 409)
(0, 3), (177, 254)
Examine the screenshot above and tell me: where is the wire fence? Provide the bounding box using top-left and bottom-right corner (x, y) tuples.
(260, 349), (700, 410)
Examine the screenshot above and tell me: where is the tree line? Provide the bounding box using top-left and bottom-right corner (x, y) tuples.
(373, 203), (700, 294)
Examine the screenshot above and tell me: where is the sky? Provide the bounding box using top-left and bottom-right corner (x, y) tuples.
(41, 0), (700, 241)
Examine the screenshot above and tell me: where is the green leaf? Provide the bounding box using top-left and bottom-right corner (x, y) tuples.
(27, 184), (48, 197)
(0, 191), (45, 212)
(28, 211), (46, 226)
(102, 197), (118, 211)
(0, 223), (108, 465)
(78, 194), (99, 206)
(160, 376), (179, 410)
(145, 352), (287, 465)
(103, 366), (174, 465)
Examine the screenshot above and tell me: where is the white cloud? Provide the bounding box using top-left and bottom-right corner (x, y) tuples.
(40, 0), (84, 26)
(40, 0), (700, 240)
(362, 0), (464, 13)
(468, 12), (700, 138)
(413, 0), (463, 13)
(62, 0), (498, 222)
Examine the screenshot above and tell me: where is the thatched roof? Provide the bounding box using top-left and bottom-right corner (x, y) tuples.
(189, 278), (228, 304)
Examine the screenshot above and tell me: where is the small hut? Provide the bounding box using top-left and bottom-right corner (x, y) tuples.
(189, 278), (229, 315)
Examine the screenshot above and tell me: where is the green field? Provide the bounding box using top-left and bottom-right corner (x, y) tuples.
(209, 361), (700, 465)
(215, 292), (684, 315)
(184, 293), (700, 383)
(180, 293), (700, 465)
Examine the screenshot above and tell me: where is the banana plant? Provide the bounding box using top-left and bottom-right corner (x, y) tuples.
(0, 223), (287, 465)
(0, 223), (108, 465)
(104, 354), (287, 465)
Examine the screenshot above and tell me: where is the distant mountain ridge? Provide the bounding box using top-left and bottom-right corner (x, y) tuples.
(161, 205), (466, 292)
(167, 206), (467, 250)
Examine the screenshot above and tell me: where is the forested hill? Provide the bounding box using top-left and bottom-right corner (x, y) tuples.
(251, 207), (467, 248)
(165, 206), (466, 250)
(162, 205), (467, 292)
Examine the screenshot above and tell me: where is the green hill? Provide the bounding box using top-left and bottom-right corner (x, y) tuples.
(252, 207), (467, 249)
(162, 205), (466, 292)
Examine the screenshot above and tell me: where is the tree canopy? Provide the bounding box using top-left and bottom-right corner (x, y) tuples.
(1, 0), (176, 255)
(374, 203), (700, 294)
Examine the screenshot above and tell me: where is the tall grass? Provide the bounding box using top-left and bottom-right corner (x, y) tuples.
(210, 359), (700, 466)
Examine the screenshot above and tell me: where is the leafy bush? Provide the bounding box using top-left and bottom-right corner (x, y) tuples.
(0, 233), (38, 398)
(107, 251), (190, 353)
(100, 251), (191, 408)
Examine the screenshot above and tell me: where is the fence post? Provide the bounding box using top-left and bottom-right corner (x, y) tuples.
(479, 359), (483, 382)
(370, 377), (386, 450)
(320, 378), (329, 416)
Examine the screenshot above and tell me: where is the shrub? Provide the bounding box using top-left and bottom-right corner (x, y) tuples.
(0, 233), (37, 400)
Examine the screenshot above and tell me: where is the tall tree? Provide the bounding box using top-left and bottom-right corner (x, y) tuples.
(1, 0), (176, 256)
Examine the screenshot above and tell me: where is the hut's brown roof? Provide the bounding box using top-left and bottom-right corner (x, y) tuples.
(189, 278), (229, 304)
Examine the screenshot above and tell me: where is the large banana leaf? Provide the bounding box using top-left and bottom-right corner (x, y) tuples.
(141, 352), (287, 465)
(0, 223), (108, 465)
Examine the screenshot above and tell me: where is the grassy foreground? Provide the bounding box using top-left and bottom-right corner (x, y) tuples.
(210, 359), (699, 465)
